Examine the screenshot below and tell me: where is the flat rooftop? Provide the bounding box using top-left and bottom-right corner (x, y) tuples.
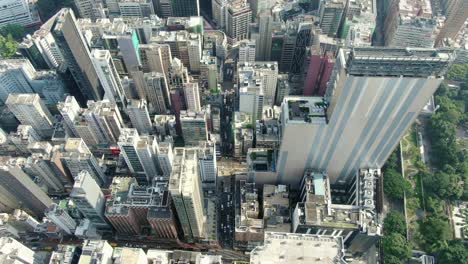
(250, 232), (346, 264)
(283, 97), (327, 124)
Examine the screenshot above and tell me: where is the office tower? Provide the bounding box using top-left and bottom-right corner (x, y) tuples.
(168, 58), (190, 90)
(118, 128), (155, 184)
(79, 240), (113, 263)
(0, 165), (53, 217)
(180, 110), (209, 146)
(212, 0), (227, 28)
(0, 237), (37, 263)
(254, 11), (277, 61)
(9, 125), (41, 154)
(238, 62), (278, 106)
(91, 50), (125, 105)
(188, 33), (202, 72)
(6, 94), (54, 138)
(171, 0), (200, 16)
(169, 148), (205, 241)
(303, 48), (335, 96)
(118, 30), (142, 72)
(319, 0), (346, 37)
(70, 171), (110, 231)
(183, 83), (201, 112)
(238, 40), (256, 63)
(384, 0), (437, 48)
(144, 72), (171, 114)
(276, 48), (453, 187)
(0, 60), (35, 104)
(227, 0), (252, 41)
(118, 0), (155, 17)
(58, 96), (81, 137)
(52, 8), (103, 101)
(61, 138), (107, 186)
(18, 29), (64, 70)
(139, 44), (172, 76)
(153, 0), (173, 17)
(105, 178), (178, 238)
(73, 0), (95, 19)
(84, 100), (124, 144)
(127, 99), (153, 135)
(197, 141), (217, 189)
(151, 31), (191, 68)
(275, 74), (290, 105)
(435, 0), (468, 46)
(45, 203), (78, 235)
(238, 68), (264, 121)
(0, 0), (40, 27)
(250, 0), (270, 19)
(157, 142), (174, 177)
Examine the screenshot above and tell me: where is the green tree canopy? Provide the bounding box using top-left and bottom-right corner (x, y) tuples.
(382, 233), (412, 261)
(0, 24), (25, 41)
(384, 168), (412, 201)
(447, 64), (468, 82)
(384, 211), (407, 236)
(423, 169), (463, 200)
(438, 240), (468, 264)
(0, 35), (17, 58)
(419, 215), (451, 252)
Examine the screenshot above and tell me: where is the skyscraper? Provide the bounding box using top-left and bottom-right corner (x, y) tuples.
(6, 94), (54, 138)
(171, 0), (200, 16)
(127, 99), (153, 135)
(52, 8), (103, 102)
(0, 165), (53, 217)
(180, 110), (209, 146)
(91, 49), (125, 105)
(58, 96), (81, 137)
(84, 100), (124, 144)
(70, 170), (111, 232)
(169, 148), (205, 241)
(319, 0), (346, 38)
(144, 72), (171, 114)
(227, 0), (252, 41)
(276, 47), (453, 187)
(183, 82), (201, 112)
(435, 0), (468, 46)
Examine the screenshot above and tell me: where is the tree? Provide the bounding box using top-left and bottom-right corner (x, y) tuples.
(446, 64), (468, 82)
(438, 241), (468, 264)
(383, 254), (405, 264)
(0, 35), (17, 58)
(382, 233), (412, 261)
(0, 24), (25, 41)
(419, 215), (451, 252)
(384, 211), (407, 236)
(424, 169), (463, 200)
(384, 169), (412, 200)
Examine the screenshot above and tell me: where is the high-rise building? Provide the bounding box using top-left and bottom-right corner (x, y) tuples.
(384, 0), (437, 48)
(73, 0), (96, 19)
(275, 74), (290, 105)
(58, 96), (81, 137)
(0, 165), (53, 217)
(61, 138), (107, 186)
(196, 141), (217, 189)
(253, 11), (278, 61)
(45, 203), (78, 235)
(238, 62), (278, 106)
(117, 30), (142, 73)
(156, 141), (174, 177)
(435, 0), (468, 46)
(238, 68), (264, 121)
(91, 49), (125, 105)
(135, 136), (160, 180)
(171, 0), (200, 16)
(70, 171), (111, 232)
(303, 48), (335, 96)
(212, 0), (227, 28)
(153, 0), (173, 17)
(18, 29), (64, 70)
(0, 237), (37, 263)
(276, 48), (453, 187)
(0, 60), (35, 104)
(187, 33), (202, 72)
(79, 240), (113, 263)
(84, 100), (124, 144)
(169, 148), (205, 241)
(6, 94), (54, 138)
(227, 0), (252, 41)
(127, 99), (153, 135)
(318, 0), (346, 37)
(0, 0), (41, 27)
(118, 0), (155, 17)
(139, 44), (172, 76)
(238, 40), (256, 63)
(183, 83), (201, 112)
(52, 8), (103, 101)
(143, 72), (171, 114)
(180, 109), (209, 146)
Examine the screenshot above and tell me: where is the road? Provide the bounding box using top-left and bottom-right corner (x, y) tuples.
(217, 175), (235, 249)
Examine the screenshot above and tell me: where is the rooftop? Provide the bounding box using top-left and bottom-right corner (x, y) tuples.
(282, 97), (327, 124)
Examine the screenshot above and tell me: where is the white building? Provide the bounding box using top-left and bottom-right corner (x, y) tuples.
(118, 0), (155, 17)
(238, 61), (278, 106)
(0, 237), (36, 263)
(84, 100), (124, 144)
(79, 240), (114, 263)
(187, 33), (202, 72)
(169, 148), (206, 241)
(58, 96), (81, 137)
(45, 203), (77, 235)
(157, 142), (173, 178)
(127, 99), (153, 135)
(183, 82), (201, 112)
(238, 40), (256, 63)
(0, 0), (40, 27)
(227, 0), (252, 41)
(91, 49), (125, 105)
(238, 69), (264, 121)
(6, 93), (54, 138)
(197, 141), (217, 189)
